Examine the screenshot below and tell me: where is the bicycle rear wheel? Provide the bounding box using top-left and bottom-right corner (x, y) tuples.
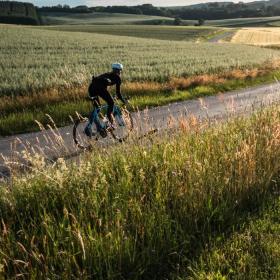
(73, 116), (98, 149)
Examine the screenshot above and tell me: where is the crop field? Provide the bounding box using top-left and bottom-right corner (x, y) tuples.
(40, 12), (172, 25)
(1, 24), (280, 135)
(1, 106), (279, 278)
(206, 16), (280, 27)
(2, 25), (280, 96)
(42, 24), (221, 41)
(39, 12), (280, 28)
(231, 27), (280, 45)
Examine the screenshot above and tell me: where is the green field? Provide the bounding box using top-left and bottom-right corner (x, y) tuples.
(42, 24), (221, 41)
(40, 12), (172, 25)
(2, 25), (279, 97)
(1, 106), (279, 279)
(39, 12), (280, 28)
(205, 16), (280, 27)
(1, 24), (280, 135)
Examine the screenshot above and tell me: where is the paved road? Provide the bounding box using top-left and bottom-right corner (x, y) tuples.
(1, 82), (280, 179)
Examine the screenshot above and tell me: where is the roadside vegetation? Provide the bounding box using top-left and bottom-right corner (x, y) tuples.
(1, 105), (279, 279)
(2, 64), (280, 136)
(2, 25), (280, 135)
(186, 195), (280, 279)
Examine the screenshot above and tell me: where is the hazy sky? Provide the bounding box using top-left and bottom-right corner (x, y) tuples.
(30, 0), (254, 7)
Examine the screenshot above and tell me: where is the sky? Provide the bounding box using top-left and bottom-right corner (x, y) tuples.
(30, 0), (254, 7)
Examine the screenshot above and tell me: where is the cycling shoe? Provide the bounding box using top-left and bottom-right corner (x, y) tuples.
(84, 126), (92, 137)
(99, 128), (108, 138)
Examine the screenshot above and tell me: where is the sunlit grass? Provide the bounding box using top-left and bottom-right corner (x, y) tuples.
(0, 105), (279, 278)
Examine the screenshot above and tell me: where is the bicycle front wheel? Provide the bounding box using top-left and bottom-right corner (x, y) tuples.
(110, 107), (134, 142)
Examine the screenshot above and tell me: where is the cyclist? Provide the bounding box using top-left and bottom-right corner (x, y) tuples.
(88, 63), (126, 131)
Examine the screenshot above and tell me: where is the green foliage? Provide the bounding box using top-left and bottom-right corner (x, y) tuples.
(174, 17), (182, 26)
(187, 197), (280, 279)
(0, 1), (39, 25)
(0, 107), (280, 278)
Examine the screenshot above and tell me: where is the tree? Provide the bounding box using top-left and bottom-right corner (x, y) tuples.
(174, 17), (182, 26)
(197, 18), (205, 26)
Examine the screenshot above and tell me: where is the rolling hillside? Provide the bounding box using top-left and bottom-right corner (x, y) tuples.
(40, 12), (173, 25)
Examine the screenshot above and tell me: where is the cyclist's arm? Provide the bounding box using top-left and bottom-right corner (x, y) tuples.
(116, 80), (126, 103)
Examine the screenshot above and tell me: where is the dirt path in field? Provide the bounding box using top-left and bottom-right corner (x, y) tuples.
(1, 82), (280, 180)
(208, 30), (236, 42)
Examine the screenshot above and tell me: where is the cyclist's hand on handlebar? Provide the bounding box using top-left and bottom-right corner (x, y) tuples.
(120, 96), (130, 105)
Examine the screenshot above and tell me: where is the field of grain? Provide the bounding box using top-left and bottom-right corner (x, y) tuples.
(39, 12), (280, 28)
(231, 27), (280, 45)
(2, 25), (279, 97)
(42, 24), (221, 41)
(206, 16), (280, 27)
(40, 12), (172, 25)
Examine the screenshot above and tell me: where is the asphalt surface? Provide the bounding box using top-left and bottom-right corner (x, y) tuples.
(1, 82), (280, 180)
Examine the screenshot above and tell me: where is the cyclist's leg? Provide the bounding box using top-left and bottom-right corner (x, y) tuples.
(93, 96), (101, 107)
(98, 89), (114, 124)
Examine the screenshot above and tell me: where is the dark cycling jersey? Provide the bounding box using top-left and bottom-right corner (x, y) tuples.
(88, 71), (124, 124)
(91, 72), (122, 99)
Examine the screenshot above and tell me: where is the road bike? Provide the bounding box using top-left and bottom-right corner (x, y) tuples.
(73, 96), (134, 149)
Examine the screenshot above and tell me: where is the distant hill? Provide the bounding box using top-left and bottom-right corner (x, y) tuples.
(183, 2), (233, 10)
(0, 1), (39, 25)
(165, 0), (280, 20)
(83, 1), (280, 20)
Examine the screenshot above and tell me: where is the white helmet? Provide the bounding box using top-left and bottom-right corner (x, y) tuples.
(112, 63), (123, 71)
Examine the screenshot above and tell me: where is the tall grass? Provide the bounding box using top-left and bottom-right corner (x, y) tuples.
(0, 106), (280, 278)
(186, 196), (280, 279)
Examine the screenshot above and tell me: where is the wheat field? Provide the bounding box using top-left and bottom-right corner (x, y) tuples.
(231, 27), (280, 45)
(1, 25), (280, 97)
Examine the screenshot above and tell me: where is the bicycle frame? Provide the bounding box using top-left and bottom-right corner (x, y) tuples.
(87, 103), (125, 132)
(73, 97), (133, 148)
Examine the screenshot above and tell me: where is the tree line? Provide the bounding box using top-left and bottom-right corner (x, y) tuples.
(37, 2), (280, 20)
(0, 1), (39, 25)
(3, 1), (280, 26)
